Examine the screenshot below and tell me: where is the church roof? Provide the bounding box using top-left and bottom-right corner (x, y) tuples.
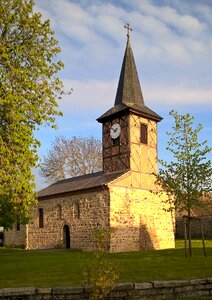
(97, 34), (162, 123)
(37, 170), (125, 199)
(97, 103), (162, 122)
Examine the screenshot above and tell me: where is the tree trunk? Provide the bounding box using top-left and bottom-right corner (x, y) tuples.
(184, 217), (188, 258)
(200, 219), (207, 257)
(188, 211), (192, 257)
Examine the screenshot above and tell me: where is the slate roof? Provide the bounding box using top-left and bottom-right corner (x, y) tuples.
(97, 103), (162, 123)
(114, 37), (144, 107)
(97, 36), (162, 123)
(38, 170), (125, 199)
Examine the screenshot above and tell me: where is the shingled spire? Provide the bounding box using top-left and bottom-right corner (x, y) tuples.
(97, 25), (162, 123)
(114, 25), (145, 107)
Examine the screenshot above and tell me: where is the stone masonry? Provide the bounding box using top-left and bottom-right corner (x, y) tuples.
(0, 278), (212, 300)
(4, 175), (175, 251)
(109, 185), (175, 252)
(4, 188), (110, 250)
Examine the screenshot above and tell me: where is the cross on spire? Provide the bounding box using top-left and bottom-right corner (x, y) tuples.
(124, 23), (132, 38)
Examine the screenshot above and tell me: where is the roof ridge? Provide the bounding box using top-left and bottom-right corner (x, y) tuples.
(37, 170), (126, 198)
(52, 171), (103, 186)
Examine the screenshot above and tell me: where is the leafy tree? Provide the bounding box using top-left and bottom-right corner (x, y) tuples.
(40, 136), (102, 183)
(0, 0), (64, 229)
(157, 110), (211, 256)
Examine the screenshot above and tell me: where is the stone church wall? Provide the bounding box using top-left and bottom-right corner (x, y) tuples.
(109, 186), (175, 252)
(3, 224), (26, 248)
(4, 185), (175, 252)
(29, 188), (110, 250)
(4, 188), (110, 251)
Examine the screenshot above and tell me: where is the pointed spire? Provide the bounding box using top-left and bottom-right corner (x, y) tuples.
(97, 24), (162, 123)
(114, 24), (145, 107)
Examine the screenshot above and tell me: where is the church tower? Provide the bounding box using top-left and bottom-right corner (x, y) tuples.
(97, 25), (162, 189)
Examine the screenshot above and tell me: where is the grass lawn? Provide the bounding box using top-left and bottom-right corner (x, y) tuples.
(0, 240), (212, 289)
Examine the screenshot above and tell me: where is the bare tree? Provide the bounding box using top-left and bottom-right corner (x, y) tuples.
(40, 136), (102, 183)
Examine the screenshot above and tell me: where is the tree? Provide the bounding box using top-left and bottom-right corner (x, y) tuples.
(0, 0), (64, 229)
(157, 110), (212, 256)
(40, 136), (102, 183)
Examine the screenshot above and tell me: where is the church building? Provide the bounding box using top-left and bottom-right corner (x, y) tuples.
(4, 27), (175, 252)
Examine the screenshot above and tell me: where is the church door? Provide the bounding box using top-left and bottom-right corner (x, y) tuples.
(63, 225), (70, 249)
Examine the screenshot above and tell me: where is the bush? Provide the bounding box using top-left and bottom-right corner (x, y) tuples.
(83, 228), (119, 300)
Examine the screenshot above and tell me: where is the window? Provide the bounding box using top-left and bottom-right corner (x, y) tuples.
(16, 223), (20, 231)
(57, 204), (62, 220)
(39, 208), (44, 228)
(140, 123), (148, 144)
(73, 202), (80, 219)
(112, 137), (120, 146)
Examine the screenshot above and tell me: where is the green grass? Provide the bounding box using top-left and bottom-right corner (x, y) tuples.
(0, 240), (212, 289)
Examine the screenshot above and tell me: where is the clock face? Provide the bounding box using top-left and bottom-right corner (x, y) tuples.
(110, 123), (121, 139)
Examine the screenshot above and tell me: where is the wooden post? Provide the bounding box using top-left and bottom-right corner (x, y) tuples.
(188, 217), (192, 257)
(184, 217), (188, 258)
(199, 218), (207, 257)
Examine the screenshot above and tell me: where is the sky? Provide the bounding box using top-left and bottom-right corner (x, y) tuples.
(33, 0), (212, 191)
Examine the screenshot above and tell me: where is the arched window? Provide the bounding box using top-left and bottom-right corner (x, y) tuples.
(73, 202), (80, 219)
(39, 208), (44, 228)
(56, 204), (62, 220)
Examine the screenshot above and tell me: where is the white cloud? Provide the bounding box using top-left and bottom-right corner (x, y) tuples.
(196, 4), (212, 26)
(61, 79), (117, 113)
(34, 0), (212, 100)
(145, 84), (212, 107)
(32, 0), (212, 190)
(59, 79), (212, 116)
(139, 1), (206, 36)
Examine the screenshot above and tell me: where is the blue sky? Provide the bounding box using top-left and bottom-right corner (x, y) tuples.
(34, 0), (212, 190)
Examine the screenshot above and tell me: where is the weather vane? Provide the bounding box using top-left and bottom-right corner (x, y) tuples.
(124, 23), (132, 38)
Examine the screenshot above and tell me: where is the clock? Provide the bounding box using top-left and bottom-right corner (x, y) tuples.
(110, 123), (121, 139)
